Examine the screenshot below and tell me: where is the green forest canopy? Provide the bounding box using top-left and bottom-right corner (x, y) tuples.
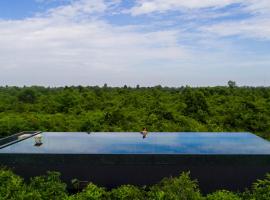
(0, 83), (269, 139)
(1, 168), (270, 200)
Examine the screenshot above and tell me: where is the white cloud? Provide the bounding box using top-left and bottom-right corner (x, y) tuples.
(195, 0), (270, 40)
(44, 0), (108, 19)
(0, 0), (270, 86)
(0, 0), (188, 86)
(129, 0), (243, 16)
(201, 18), (270, 40)
(128, 0), (270, 41)
(129, 0), (270, 15)
(245, 0), (270, 15)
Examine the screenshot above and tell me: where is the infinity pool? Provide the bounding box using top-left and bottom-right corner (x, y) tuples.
(1, 132), (270, 154)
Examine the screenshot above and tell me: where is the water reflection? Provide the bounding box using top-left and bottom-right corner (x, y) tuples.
(1, 132), (270, 155)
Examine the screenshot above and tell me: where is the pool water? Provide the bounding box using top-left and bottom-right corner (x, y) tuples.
(0, 132), (270, 154)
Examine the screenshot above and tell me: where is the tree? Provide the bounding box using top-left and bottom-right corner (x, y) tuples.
(69, 183), (107, 200)
(247, 173), (270, 200)
(18, 88), (37, 103)
(147, 172), (203, 200)
(182, 88), (209, 122)
(29, 171), (68, 200)
(228, 80), (237, 88)
(1, 85), (270, 139)
(0, 168), (41, 199)
(206, 190), (242, 200)
(110, 185), (145, 200)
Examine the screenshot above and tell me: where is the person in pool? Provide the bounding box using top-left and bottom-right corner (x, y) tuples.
(141, 127), (148, 139)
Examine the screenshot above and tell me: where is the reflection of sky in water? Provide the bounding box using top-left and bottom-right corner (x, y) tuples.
(1, 132), (270, 154)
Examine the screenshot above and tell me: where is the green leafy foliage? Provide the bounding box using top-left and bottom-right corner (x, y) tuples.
(244, 173), (270, 200)
(68, 183), (107, 200)
(147, 172), (203, 200)
(0, 85), (269, 139)
(0, 168), (41, 200)
(17, 88), (37, 104)
(109, 185), (145, 200)
(29, 171), (68, 200)
(0, 168), (25, 199)
(206, 190), (242, 200)
(1, 168), (270, 200)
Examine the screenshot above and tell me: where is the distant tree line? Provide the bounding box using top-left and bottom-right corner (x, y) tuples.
(1, 168), (270, 199)
(0, 83), (269, 139)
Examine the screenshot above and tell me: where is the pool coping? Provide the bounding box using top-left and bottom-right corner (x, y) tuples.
(0, 131), (42, 149)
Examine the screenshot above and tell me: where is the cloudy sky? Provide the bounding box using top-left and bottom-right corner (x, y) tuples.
(0, 0), (269, 87)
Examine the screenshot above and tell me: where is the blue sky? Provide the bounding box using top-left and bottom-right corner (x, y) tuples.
(0, 0), (269, 86)
(0, 0), (66, 19)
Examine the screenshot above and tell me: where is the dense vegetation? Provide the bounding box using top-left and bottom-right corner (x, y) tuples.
(1, 84), (270, 199)
(1, 168), (270, 200)
(0, 83), (270, 139)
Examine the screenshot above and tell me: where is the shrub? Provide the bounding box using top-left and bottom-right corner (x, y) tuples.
(69, 183), (107, 200)
(29, 171), (68, 200)
(109, 184), (145, 200)
(0, 168), (42, 200)
(0, 168), (25, 199)
(2, 167), (270, 200)
(246, 173), (270, 200)
(206, 190), (242, 200)
(147, 172), (203, 200)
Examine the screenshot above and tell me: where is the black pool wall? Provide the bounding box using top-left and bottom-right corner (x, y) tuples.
(1, 154), (270, 193)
